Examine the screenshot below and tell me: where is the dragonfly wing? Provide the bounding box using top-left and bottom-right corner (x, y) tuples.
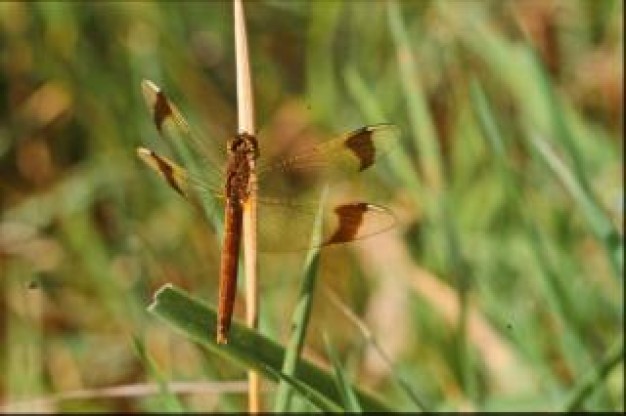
(256, 124), (400, 199)
(137, 147), (191, 198)
(140, 79), (224, 192)
(137, 147), (225, 218)
(256, 197), (397, 252)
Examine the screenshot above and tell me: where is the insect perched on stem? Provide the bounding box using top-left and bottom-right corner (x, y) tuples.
(138, 80), (399, 344)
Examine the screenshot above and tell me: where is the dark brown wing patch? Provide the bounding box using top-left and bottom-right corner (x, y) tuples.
(154, 90), (173, 133)
(345, 127), (375, 172)
(325, 202), (369, 245)
(256, 199), (396, 252)
(136, 147), (188, 197)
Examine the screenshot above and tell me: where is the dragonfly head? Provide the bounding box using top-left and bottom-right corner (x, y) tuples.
(228, 132), (259, 160)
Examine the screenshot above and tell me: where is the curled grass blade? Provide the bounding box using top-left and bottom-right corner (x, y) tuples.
(147, 284), (391, 412)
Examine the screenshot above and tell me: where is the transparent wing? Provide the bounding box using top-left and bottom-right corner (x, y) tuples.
(136, 147), (226, 233)
(136, 147), (397, 251)
(256, 197), (397, 252)
(137, 147), (191, 198)
(256, 124), (400, 200)
(140, 79), (224, 193)
(136, 147), (223, 198)
(138, 90), (399, 249)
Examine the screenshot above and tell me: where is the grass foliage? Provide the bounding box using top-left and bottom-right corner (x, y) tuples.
(0, 1), (623, 412)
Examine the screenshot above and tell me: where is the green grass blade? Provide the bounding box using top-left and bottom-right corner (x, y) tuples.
(131, 336), (185, 412)
(306, 1), (343, 124)
(526, 50), (623, 279)
(471, 77), (599, 383)
(274, 250), (319, 412)
(388, 1), (477, 402)
(273, 188), (326, 412)
(469, 79), (507, 160)
(323, 333), (362, 412)
(529, 133), (623, 279)
(527, 49), (587, 189)
(563, 338), (624, 412)
(325, 285), (429, 411)
(343, 65), (423, 197)
(147, 284), (391, 412)
(387, 0), (442, 189)
(265, 364), (343, 413)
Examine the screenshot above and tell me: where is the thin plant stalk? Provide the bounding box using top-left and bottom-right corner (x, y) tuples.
(233, 0), (260, 412)
(1, 381), (252, 412)
(324, 286), (429, 411)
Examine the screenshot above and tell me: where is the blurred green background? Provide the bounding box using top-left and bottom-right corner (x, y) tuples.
(0, 0), (622, 412)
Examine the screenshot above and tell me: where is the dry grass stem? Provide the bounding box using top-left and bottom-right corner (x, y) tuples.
(233, 0), (260, 412)
(1, 381), (254, 413)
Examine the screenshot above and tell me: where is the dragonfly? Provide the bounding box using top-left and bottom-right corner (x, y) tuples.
(137, 80), (399, 344)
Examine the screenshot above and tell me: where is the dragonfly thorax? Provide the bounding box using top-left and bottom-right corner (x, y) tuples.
(225, 133), (258, 202)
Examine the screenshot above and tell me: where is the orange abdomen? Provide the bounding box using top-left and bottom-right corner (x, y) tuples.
(217, 199), (243, 344)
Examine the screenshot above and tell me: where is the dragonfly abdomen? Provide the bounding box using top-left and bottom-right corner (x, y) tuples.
(217, 199), (243, 344)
